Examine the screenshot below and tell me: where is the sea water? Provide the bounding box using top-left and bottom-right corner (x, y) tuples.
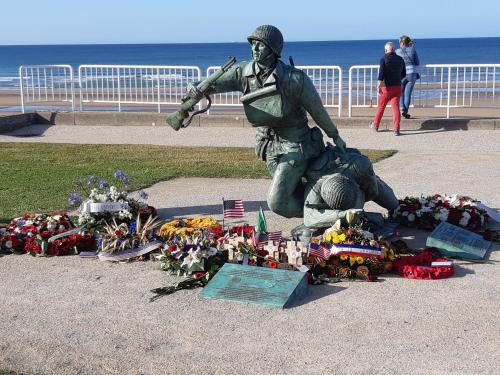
(1, 37), (499, 88)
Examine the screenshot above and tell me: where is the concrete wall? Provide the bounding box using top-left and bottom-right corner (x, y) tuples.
(36, 110), (500, 130)
(1, 110), (499, 132)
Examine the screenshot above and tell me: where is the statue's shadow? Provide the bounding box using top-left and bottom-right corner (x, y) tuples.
(156, 200), (269, 220)
(6, 124), (52, 137)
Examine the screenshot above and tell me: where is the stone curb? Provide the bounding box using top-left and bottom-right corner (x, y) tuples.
(1, 110), (499, 133)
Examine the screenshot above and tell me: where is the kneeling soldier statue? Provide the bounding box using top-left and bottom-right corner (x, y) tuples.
(167, 25), (347, 220)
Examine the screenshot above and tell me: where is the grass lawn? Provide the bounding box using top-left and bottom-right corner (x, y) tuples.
(0, 143), (396, 222)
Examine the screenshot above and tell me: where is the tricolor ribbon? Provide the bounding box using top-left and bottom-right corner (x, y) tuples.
(330, 243), (382, 258)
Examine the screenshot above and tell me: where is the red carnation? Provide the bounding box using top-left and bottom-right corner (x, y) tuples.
(209, 225), (223, 238)
(1, 235), (24, 252)
(268, 261), (278, 269)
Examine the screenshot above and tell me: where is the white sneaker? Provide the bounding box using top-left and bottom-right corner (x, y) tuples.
(369, 121), (378, 132)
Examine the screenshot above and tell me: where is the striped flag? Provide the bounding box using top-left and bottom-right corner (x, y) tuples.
(223, 199), (244, 218)
(251, 230), (265, 250)
(267, 231), (282, 243)
(217, 231), (231, 246)
(309, 243), (331, 260)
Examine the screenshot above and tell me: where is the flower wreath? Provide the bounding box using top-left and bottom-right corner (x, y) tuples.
(392, 248), (454, 280)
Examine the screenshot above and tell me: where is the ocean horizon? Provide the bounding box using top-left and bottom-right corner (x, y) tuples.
(1, 37), (500, 88)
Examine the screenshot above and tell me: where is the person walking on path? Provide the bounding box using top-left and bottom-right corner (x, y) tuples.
(370, 42), (406, 136)
(396, 35), (420, 119)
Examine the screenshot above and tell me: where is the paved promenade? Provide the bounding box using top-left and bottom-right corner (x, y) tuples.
(0, 124), (499, 375)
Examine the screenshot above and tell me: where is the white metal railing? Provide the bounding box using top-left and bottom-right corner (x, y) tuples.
(348, 65), (379, 117)
(206, 65), (242, 108)
(19, 65), (75, 113)
(15, 63), (500, 118)
(78, 65), (201, 112)
(300, 66), (342, 117)
(418, 64), (500, 118)
(206, 65), (343, 117)
(348, 64), (500, 118)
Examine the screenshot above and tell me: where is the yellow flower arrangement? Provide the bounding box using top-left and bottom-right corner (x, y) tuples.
(158, 216), (220, 239)
(184, 217), (218, 228)
(325, 230), (347, 244)
(349, 256), (365, 267)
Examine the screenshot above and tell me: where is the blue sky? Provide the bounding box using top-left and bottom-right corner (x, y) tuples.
(1, 0), (498, 45)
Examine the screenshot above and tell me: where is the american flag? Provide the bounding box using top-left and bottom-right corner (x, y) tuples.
(252, 230), (265, 250)
(267, 231), (282, 243)
(223, 199), (244, 218)
(216, 231), (231, 246)
(309, 243), (331, 260)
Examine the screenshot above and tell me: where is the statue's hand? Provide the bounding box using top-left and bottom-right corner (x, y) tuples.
(333, 136), (346, 154)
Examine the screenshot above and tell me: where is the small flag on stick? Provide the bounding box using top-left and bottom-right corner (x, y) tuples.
(256, 206), (267, 234)
(268, 231), (282, 243)
(309, 243), (331, 260)
(217, 231), (231, 246)
(251, 230), (265, 251)
(223, 199), (244, 218)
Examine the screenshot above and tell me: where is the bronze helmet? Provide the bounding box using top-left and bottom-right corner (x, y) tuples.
(320, 174), (362, 210)
(247, 25), (284, 57)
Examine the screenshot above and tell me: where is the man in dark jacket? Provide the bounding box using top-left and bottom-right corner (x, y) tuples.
(370, 42), (406, 135)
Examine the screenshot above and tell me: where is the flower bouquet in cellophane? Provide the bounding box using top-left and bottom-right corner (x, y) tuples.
(151, 225), (226, 300)
(68, 170), (155, 230)
(97, 214), (162, 257)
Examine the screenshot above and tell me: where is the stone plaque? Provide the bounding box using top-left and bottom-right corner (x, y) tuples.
(202, 263), (308, 308)
(426, 222), (491, 260)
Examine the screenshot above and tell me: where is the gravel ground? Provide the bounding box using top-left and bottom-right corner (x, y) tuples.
(1, 125), (499, 375)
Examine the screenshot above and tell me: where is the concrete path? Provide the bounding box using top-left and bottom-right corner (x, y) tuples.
(2, 124), (500, 152)
(0, 125), (499, 375)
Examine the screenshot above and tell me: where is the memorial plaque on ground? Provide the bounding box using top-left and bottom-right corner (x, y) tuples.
(426, 222), (491, 260)
(202, 263), (308, 309)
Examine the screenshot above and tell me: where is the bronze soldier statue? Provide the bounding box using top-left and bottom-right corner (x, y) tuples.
(169, 25), (347, 219)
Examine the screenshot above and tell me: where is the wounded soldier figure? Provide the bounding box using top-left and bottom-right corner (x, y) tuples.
(299, 145), (399, 235)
